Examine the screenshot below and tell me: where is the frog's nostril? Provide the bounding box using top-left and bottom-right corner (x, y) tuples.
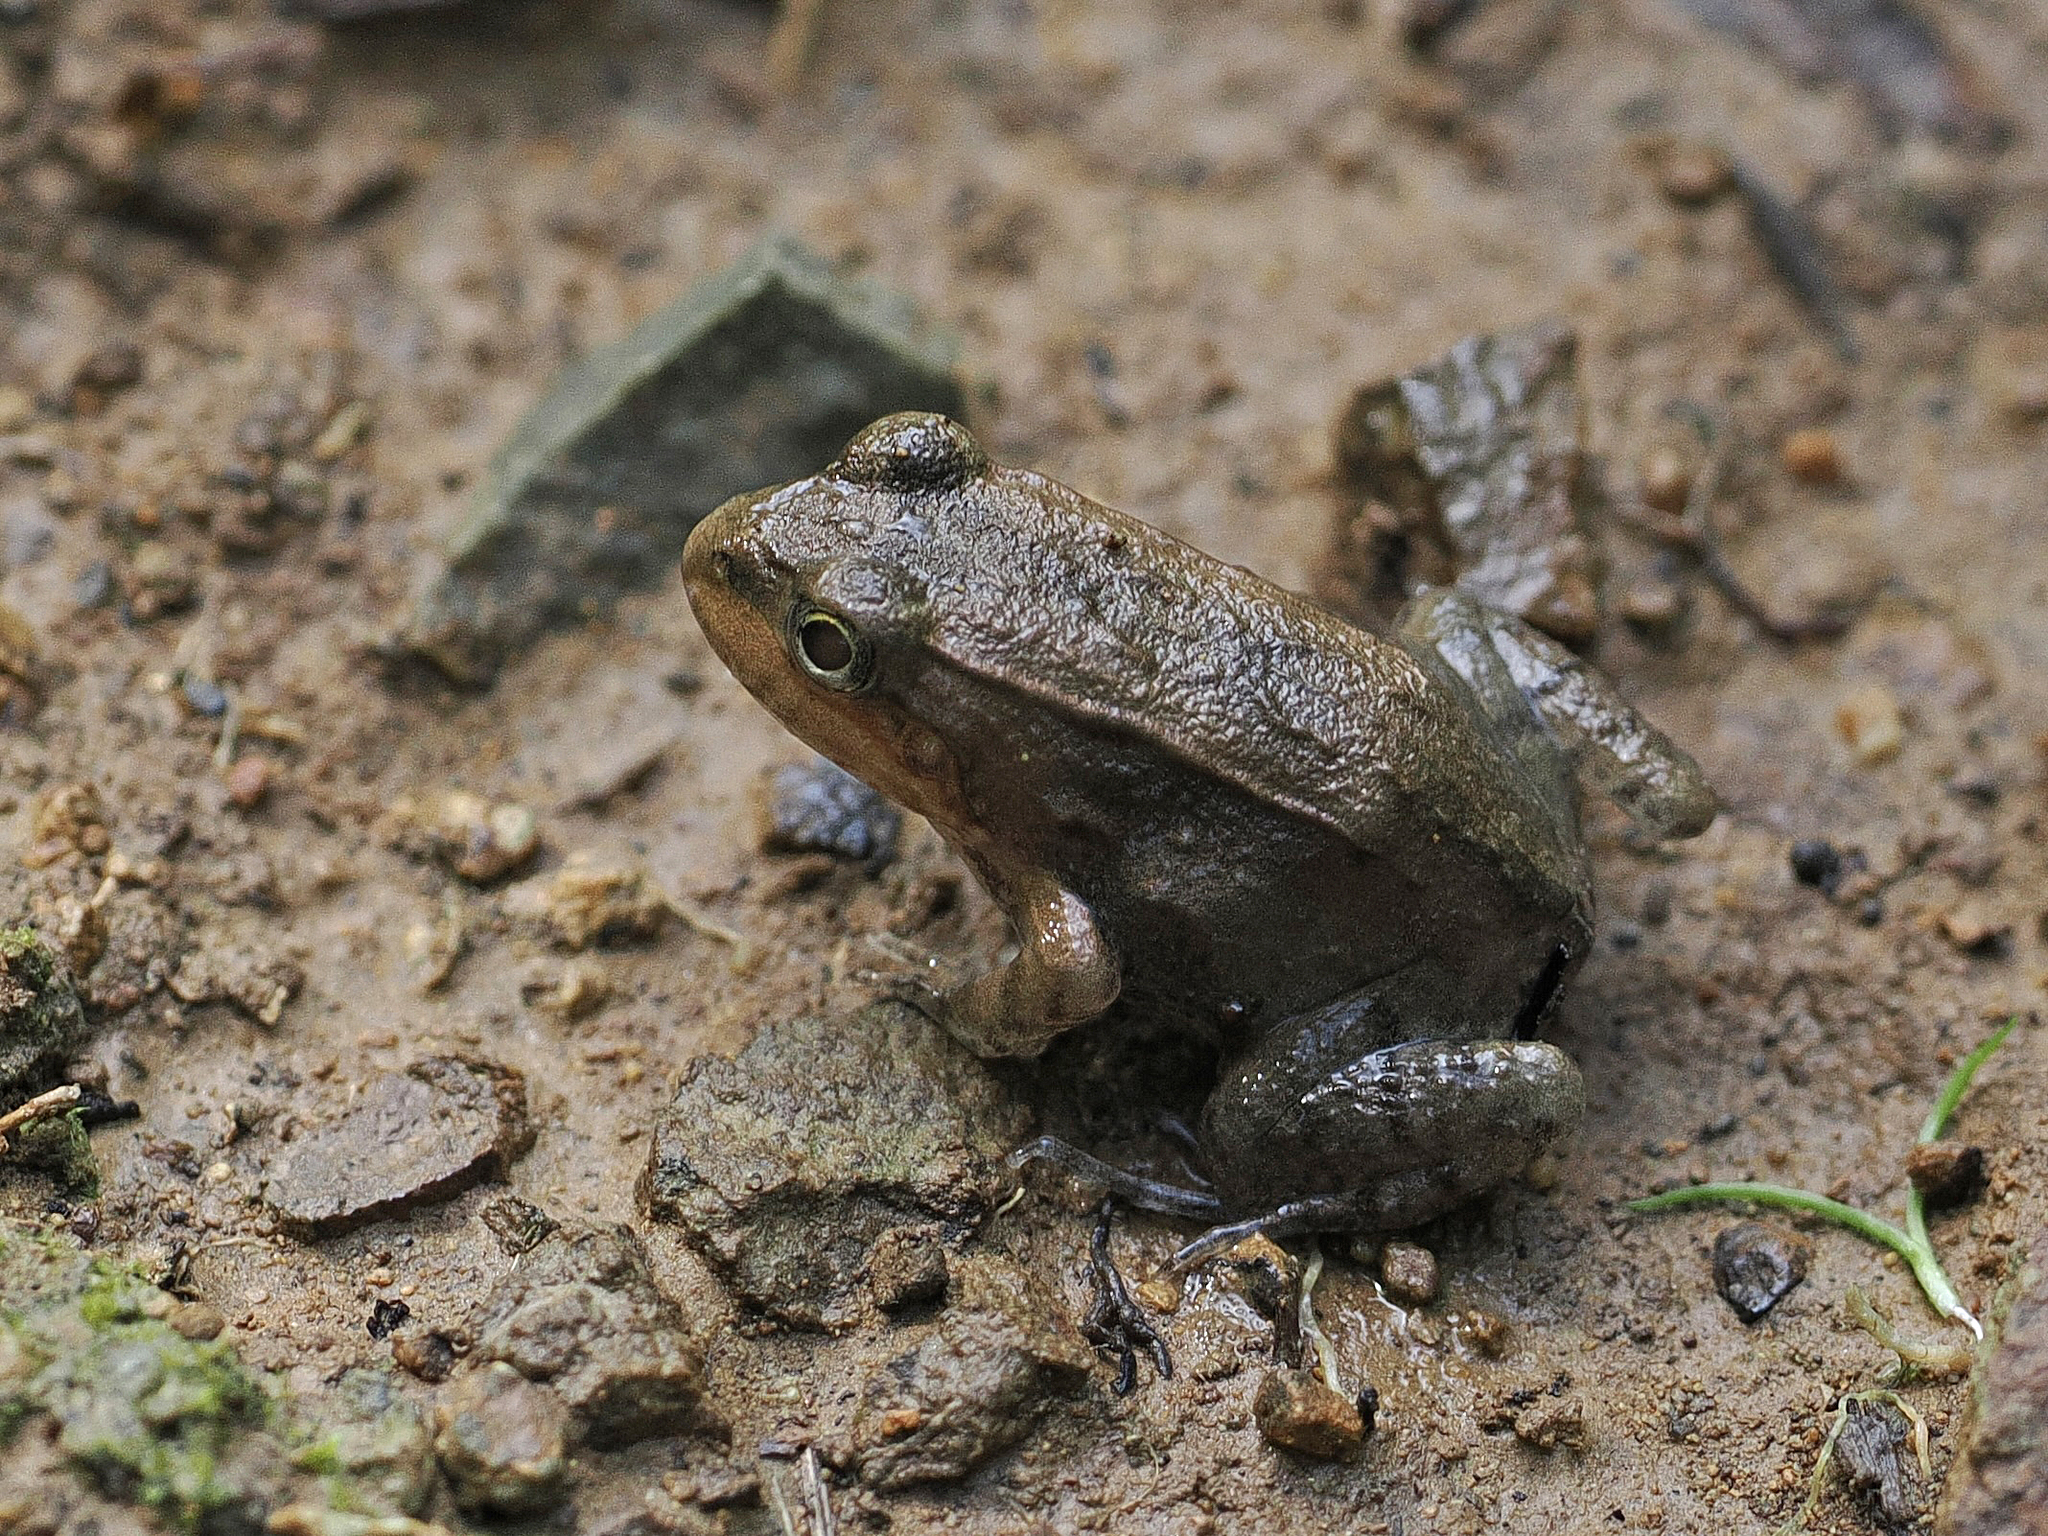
(834, 412), (988, 492)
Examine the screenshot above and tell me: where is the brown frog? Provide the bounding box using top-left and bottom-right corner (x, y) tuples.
(684, 412), (1716, 1265)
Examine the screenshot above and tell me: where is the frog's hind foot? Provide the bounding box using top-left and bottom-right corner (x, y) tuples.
(1008, 1136), (1224, 1222)
(1081, 1199), (1173, 1393)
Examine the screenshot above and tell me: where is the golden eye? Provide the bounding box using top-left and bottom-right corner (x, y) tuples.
(794, 610), (866, 689)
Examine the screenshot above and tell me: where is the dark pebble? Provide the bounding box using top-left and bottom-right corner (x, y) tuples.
(1789, 838), (1844, 894)
(1712, 1221), (1810, 1322)
(367, 1297), (412, 1339)
(182, 676), (228, 716)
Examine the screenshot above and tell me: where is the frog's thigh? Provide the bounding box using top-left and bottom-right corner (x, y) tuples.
(943, 875), (1120, 1058)
(1207, 1036), (1584, 1230)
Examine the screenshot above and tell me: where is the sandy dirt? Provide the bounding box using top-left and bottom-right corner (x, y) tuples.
(1, 1), (2045, 1532)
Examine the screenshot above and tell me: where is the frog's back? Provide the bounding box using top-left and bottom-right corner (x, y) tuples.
(908, 468), (1579, 889)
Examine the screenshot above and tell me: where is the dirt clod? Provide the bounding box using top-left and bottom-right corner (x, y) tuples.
(1253, 1368), (1365, 1459)
(642, 1001), (1027, 1329)
(1908, 1141), (1987, 1208)
(433, 1361), (571, 1517)
(510, 857), (668, 950)
(463, 1223), (710, 1449)
(849, 1254), (1091, 1489)
(1838, 1395), (1922, 1529)
(0, 927), (88, 1099)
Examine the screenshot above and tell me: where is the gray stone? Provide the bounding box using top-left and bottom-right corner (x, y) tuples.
(640, 1001), (1027, 1330)
(467, 1223), (709, 1448)
(262, 1055), (531, 1235)
(1711, 1220), (1810, 1323)
(850, 1254), (1091, 1489)
(762, 758), (902, 868)
(305, 1369), (437, 1519)
(403, 235), (969, 683)
(1331, 319), (1601, 641)
(0, 926), (88, 1101)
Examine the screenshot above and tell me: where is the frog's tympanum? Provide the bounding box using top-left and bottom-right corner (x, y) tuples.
(685, 412), (1717, 1267)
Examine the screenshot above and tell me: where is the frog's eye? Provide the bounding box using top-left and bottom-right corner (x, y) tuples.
(792, 609), (871, 691)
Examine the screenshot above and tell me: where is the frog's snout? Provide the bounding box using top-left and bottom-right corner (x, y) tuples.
(831, 411), (988, 492)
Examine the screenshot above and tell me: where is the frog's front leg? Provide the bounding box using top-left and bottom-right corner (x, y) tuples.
(1396, 588), (1720, 839)
(1190, 1028), (1585, 1266)
(935, 862), (1122, 1058)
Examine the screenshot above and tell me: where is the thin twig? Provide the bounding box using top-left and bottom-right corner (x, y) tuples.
(1616, 407), (1853, 644)
(0, 1084), (82, 1155)
(799, 1446), (836, 1536)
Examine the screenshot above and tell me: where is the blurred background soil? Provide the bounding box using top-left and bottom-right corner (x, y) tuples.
(0, 1), (2044, 1533)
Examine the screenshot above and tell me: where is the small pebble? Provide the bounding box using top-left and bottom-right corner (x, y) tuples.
(1712, 1221), (1810, 1322)
(1781, 427), (1842, 484)
(1379, 1239), (1439, 1306)
(224, 754), (274, 809)
(1905, 1141), (1985, 1208)
(1788, 838), (1846, 894)
(167, 1301), (226, 1340)
(1657, 142), (1734, 206)
(1834, 683), (1904, 765)
(1938, 905), (2010, 956)
(181, 676), (229, 717)
(1253, 1368), (1364, 1459)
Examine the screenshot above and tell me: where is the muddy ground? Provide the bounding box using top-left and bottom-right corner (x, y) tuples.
(1, 1), (2045, 1533)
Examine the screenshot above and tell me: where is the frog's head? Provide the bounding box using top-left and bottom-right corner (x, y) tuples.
(683, 412), (995, 819)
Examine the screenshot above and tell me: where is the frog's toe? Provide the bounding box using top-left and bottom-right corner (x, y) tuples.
(1080, 1199), (1174, 1393)
(1009, 1136), (1224, 1223)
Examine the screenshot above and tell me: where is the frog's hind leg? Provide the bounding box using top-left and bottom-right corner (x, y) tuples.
(1394, 587), (1719, 840)
(1193, 1034), (1585, 1267)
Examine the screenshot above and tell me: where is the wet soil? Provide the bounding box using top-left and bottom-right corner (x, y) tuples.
(2, 1), (2046, 1533)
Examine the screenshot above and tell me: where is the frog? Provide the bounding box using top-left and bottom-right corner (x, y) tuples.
(683, 411), (1718, 1269)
